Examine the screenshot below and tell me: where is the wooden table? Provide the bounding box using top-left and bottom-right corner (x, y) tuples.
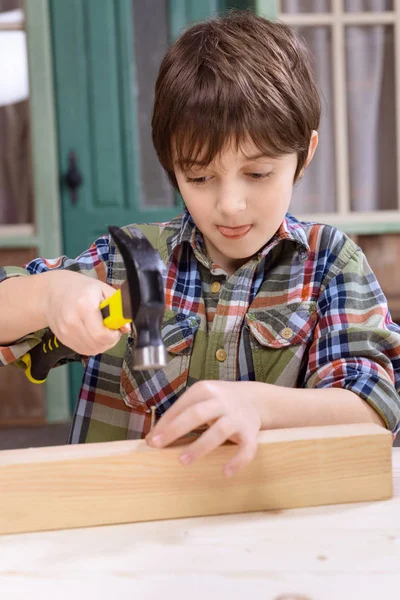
(1, 448), (399, 600)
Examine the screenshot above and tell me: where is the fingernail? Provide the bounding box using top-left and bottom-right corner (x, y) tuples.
(180, 453), (192, 465)
(151, 435), (163, 447)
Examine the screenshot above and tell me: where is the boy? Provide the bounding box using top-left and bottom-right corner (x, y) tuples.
(1, 11), (399, 478)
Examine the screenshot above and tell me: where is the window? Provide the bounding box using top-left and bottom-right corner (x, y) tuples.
(276, 0), (400, 233)
(0, 0), (34, 241)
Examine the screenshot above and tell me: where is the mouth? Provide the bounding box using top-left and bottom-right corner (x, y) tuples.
(217, 225), (252, 239)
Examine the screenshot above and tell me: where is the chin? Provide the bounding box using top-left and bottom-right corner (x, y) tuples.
(226, 249), (255, 261)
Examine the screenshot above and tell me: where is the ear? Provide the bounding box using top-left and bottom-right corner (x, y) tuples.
(297, 130), (319, 181)
(305, 130), (319, 167)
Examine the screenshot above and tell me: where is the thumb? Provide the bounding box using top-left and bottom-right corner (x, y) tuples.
(119, 323), (132, 334)
(99, 281), (119, 300)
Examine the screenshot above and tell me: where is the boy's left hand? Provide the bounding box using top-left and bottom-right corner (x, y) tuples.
(145, 380), (264, 478)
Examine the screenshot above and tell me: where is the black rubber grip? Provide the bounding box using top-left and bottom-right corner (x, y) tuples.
(28, 330), (76, 382)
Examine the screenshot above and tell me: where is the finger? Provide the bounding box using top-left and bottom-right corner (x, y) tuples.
(63, 317), (101, 355)
(178, 416), (236, 465)
(223, 439), (258, 478)
(55, 315), (93, 355)
(83, 301), (121, 349)
(151, 381), (216, 433)
(99, 280), (119, 299)
(62, 315), (119, 356)
(119, 324), (131, 334)
(147, 399), (224, 447)
(83, 316), (121, 354)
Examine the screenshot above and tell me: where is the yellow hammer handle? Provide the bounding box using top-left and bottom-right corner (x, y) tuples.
(100, 288), (132, 330)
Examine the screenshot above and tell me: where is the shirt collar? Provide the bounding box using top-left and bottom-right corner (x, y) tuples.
(259, 213), (310, 261)
(167, 209), (197, 254)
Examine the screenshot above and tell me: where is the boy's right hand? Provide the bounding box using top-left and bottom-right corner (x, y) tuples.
(42, 270), (130, 356)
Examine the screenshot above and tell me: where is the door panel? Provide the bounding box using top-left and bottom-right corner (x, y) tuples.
(51, 0), (185, 263)
(86, 1), (125, 210)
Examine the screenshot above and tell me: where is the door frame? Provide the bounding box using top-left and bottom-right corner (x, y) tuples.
(24, 0), (70, 422)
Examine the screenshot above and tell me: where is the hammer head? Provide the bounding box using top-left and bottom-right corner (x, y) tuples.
(108, 225), (167, 370)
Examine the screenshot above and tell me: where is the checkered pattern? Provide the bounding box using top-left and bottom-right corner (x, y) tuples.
(1, 210), (400, 442)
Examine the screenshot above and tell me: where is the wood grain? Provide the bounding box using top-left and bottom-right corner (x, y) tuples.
(0, 423), (392, 535)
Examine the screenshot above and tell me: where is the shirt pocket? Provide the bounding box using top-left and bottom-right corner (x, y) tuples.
(120, 310), (200, 411)
(245, 301), (318, 386)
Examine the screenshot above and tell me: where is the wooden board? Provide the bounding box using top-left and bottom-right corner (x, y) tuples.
(0, 423), (392, 535)
(1, 451), (399, 599)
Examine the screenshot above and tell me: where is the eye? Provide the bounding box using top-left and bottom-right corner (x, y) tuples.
(185, 176), (210, 185)
(247, 172), (273, 180)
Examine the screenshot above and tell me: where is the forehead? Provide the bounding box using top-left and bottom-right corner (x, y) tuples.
(173, 136), (279, 169)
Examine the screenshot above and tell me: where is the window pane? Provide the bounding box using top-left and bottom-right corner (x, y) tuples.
(0, 0), (22, 11)
(345, 25), (397, 211)
(0, 0), (33, 224)
(132, 0), (174, 207)
(291, 27), (336, 215)
(344, 0), (393, 11)
(280, 0), (331, 13)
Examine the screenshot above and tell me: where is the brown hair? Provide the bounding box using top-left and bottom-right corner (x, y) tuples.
(152, 10), (321, 188)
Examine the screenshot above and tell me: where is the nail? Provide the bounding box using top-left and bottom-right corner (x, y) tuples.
(180, 453), (192, 465)
(150, 406), (156, 431)
(151, 435), (163, 447)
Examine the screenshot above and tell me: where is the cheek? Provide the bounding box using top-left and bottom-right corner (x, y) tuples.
(179, 180), (212, 211)
(253, 179), (292, 223)
(180, 186), (202, 212)
(270, 175), (294, 205)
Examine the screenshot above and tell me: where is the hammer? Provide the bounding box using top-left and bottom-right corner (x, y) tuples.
(21, 225), (167, 384)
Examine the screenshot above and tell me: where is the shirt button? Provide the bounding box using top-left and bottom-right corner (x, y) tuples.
(281, 327), (294, 340)
(215, 348), (227, 362)
(210, 281), (221, 294)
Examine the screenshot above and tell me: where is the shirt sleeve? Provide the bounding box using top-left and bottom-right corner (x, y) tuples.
(0, 236), (110, 368)
(304, 246), (400, 434)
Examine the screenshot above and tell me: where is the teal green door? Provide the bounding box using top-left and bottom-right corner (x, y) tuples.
(50, 0), (250, 410)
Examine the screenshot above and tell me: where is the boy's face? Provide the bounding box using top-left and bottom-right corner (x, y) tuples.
(174, 138), (312, 275)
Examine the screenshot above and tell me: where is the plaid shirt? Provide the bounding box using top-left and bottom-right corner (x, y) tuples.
(1, 210), (400, 442)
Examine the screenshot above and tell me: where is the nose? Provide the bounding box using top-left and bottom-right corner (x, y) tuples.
(215, 182), (247, 217)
